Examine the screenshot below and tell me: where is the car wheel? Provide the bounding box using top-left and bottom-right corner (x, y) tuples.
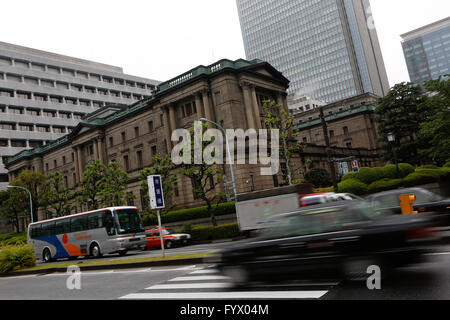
(118, 250), (128, 256)
(90, 243), (102, 258)
(43, 248), (52, 263)
(223, 266), (249, 288)
(165, 240), (172, 249)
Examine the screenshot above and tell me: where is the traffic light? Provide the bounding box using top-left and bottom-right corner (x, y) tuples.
(351, 160), (359, 173)
(399, 194), (418, 214)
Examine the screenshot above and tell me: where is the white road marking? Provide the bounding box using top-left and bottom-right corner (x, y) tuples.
(120, 291), (329, 300)
(168, 275), (230, 281)
(189, 269), (219, 274)
(146, 282), (232, 290)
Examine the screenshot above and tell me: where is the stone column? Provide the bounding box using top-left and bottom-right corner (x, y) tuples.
(250, 85), (262, 129)
(97, 136), (105, 164)
(240, 82), (256, 129)
(93, 139), (99, 160)
(201, 90), (213, 121)
(169, 103), (177, 133)
(76, 146), (83, 180)
(73, 147), (81, 183)
(195, 93), (204, 119)
(162, 106), (172, 152)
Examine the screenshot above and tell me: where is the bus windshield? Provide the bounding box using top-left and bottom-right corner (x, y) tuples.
(113, 209), (144, 235)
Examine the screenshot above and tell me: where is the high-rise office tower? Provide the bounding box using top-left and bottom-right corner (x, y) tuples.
(401, 16), (450, 85)
(0, 41), (160, 188)
(236, 0), (390, 103)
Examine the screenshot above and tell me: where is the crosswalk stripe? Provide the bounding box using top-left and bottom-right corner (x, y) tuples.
(146, 282), (232, 290)
(120, 290), (329, 300)
(168, 275), (230, 281)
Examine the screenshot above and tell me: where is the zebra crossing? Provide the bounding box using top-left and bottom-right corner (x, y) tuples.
(119, 265), (338, 300)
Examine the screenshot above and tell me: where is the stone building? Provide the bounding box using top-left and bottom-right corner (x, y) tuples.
(6, 58), (293, 221)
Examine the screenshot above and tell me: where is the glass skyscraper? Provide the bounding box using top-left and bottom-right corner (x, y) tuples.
(401, 16), (450, 85)
(236, 0), (390, 103)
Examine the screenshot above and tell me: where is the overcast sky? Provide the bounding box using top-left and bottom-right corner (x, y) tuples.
(1, 0), (449, 87)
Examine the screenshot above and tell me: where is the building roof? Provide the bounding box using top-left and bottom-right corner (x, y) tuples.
(401, 16), (450, 41)
(294, 104), (376, 131)
(6, 58), (289, 167)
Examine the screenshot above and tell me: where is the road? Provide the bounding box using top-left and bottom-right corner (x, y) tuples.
(1, 245), (449, 300)
(34, 240), (237, 266)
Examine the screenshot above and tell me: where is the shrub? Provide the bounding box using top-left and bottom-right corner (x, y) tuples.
(444, 162), (450, 168)
(414, 168), (449, 180)
(181, 223), (243, 242)
(0, 244), (36, 273)
(142, 202), (236, 227)
(341, 172), (356, 181)
(382, 164), (399, 179)
(338, 179), (368, 195)
(403, 172), (440, 187)
(0, 233), (27, 247)
(304, 168), (332, 188)
(398, 163), (415, 178)
(354, 167), (384, 185)
(418, 164), (439, 170)
(368, 179), (404, 194)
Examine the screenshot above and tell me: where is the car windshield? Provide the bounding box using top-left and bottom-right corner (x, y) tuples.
(161, 229), (173, 235)
(113, 209), (144, 235)
(373, 189), (445, 207)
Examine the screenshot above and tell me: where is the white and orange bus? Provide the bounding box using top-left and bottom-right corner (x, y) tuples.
(27, 206), (146, 262)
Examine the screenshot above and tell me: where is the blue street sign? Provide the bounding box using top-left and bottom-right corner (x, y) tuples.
(147, 175), (165, 209)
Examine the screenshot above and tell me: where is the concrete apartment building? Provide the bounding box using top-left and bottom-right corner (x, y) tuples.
(287, 94), (326, 115)
(236, 0), (390, 103)
(6, 58), (294, 223)
(0, 41), (160, 189)
(401, 16), (450, 85)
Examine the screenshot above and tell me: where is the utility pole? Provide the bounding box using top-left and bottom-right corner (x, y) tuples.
(319, 107), (338, 192)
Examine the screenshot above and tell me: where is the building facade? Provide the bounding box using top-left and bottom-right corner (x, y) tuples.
(294, 93), (381, 159)
(287, 94), (326, 115)
(6, 58), (294, 222)
(401, 16), (450, 85)
(0, 41), (160, 189)
(235, 0), (390, 103)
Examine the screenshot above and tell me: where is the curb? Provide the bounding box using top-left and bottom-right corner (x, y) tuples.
(0, 256), (212, 278)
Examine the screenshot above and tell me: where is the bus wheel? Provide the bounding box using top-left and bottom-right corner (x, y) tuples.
(43, 248), (52, 263)
(90, 243), (102, 258)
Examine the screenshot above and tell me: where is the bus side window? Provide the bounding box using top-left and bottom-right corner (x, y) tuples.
(30, 224), (40, 239)
(71, 215), (87, 233)
(55, 219), (70, 234)
(87, 212), (102, 230)
(103, 211), (116, 236)
(42, 222), (56, 237)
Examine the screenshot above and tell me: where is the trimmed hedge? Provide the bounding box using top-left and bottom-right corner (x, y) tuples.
(0, 233), (27, 247)
(178, 223), (243, 242)
(368, 178), (404, 194)
(337, 178), (368, 196)
(0, 244), (36, 273)
(342, 163), (415, 183)
(142, 202), (236, 227)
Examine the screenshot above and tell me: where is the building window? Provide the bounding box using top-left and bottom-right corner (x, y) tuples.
(343, 126), (349, 136)
(137, 150), (143, 169)
(151, 146), (157, 158)
(134, 127), (139, 138)
(121, 132), (126, 142)
(123, 155), (129, 171)
(109, 137), (114, 147)
(148, 120), (154, 132)
(346, 142), (352, 148)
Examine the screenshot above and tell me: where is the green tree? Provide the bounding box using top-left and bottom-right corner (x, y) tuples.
(0, 189), (27, 232)
(418, 75), (450, 165)
(176, 123), (225, 226)
(10, 170), (47, 222)
(78, 160), (107, 210)
(262, 99), (303, 185)
(42, 171), (75, 218)
(99, 161), (134, 207)
(140, 154), (178, 215)
(375, 82), (429, 165)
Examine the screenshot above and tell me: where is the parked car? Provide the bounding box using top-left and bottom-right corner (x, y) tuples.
(366, 188), (450, 225)
(217, 201), (439, 286)
(299, 192), (361, 207)
(144, 227), (191, 249)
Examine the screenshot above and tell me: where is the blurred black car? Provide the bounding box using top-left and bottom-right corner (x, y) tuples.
(366, 188), (450, 225)
(217, 201), (439, 286)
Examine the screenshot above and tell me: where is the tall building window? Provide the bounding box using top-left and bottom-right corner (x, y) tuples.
(123, 155), (129, 171)
(136, 150), (143, 169)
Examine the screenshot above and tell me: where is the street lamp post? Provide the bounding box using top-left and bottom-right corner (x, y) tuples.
(387, 133), (400, 178)
(199, 118), (238, 204)
(7, 185), (33, 223)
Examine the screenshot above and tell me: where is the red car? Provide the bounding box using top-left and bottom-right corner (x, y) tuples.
(144, 227), (191, 249)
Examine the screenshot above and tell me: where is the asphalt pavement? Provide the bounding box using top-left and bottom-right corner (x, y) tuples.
(1, 245), (449, 300)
